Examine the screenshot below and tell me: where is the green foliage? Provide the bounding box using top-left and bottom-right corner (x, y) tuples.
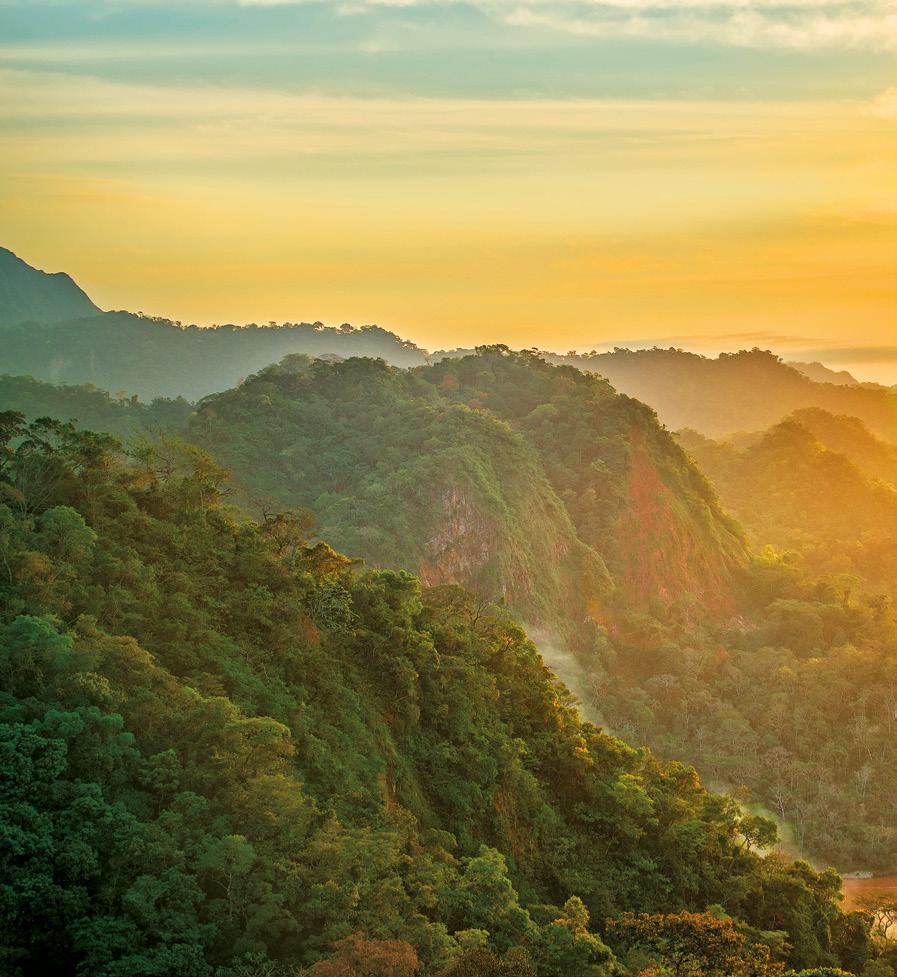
(607, 910), (780, 976)
(0, 415), (872, 975)
(4, 352), (895, 875)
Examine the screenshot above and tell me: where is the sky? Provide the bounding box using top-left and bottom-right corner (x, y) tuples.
(1, 0), (895, 381)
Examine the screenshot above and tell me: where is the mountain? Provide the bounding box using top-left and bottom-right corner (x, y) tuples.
(3, 250), (894, 442)
(0, 310), (429, 400)
(0, 410), (873, 976)
(788, 361), (859, 387)
(3, 358), (897, 875)
(788, 407), (897, 485)
(677, 410), (897, 589)
(189, 349), (747, 625)
(0, 247), (100, 324)
(549, 348), (897, 441)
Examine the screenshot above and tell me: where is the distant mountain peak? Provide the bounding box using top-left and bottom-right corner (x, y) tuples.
(787, 360), (860, 387)
(0, 247), (101, 324)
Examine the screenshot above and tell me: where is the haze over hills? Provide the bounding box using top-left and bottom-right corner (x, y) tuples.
(190, 351), (747, 624)
(4, 0), (896, 956)
(550, 348), (897, 441)
(3, 250), (897, 895)
(0, 247), (101, 324)
(2, 249), (896, 441)
(678, 408), (897, 590)
(4, 356), (896, 879)
(788, 362), (861, 387)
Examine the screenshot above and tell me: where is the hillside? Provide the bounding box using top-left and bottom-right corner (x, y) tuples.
(191, 349), (747, 622)
(0, 247), (100, 324)
(789, 407), (897, 485)
(0, 373), (192, 441)
(419, 350), (747, 616)
(2, 248), (894, 444)
(0, 310), (429, 400)
(551, 348), (897, 441)
(677, 411), (897, 588)
(3, 361), (896, 875)
(1, 411), (875, 976)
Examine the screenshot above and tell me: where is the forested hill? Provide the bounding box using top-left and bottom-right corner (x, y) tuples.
(190, 349), (747, 624)
(677, 408), (897, 589)
(0, 247), (100, 324)
(4, 362), (897, 874)
(0, 311), (429, 400)
(0, 411), (881, 976)
(550, 348), (897, 441)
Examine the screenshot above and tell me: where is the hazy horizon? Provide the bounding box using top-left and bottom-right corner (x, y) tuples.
(7, 239), (897, 386)
(2, 0), (894, 383)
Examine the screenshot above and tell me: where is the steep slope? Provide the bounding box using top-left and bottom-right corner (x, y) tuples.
(191, 350), (747, 623)
(1, 413), (866, 975)
(0, 247), (100, 323)
(788, 407), (897, 486)
(551, 348), (897, 441)
(420, 350), (748, 616)
(191, 354), (611, 633)
(3, 365), (896, 874)
(0, 310), (429, 400)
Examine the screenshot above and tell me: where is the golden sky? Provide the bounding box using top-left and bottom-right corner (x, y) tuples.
(1, 1), (896, 379)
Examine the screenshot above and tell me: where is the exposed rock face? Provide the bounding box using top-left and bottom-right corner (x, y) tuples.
(611, 427), (745, 613)
(419, 486), (493, 588)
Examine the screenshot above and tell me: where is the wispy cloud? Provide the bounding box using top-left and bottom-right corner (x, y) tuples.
(11, 0), (894, 50)
(228, 0), (897, 50)
(865, 87), (897, 119)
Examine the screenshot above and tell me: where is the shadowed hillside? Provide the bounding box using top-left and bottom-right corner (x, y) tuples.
(551, 348), (897, 441)
(3, 357), (896, 877)
(0, 311), (430, 400)
(0, 247), (100, 324)
(678, 409), (897, 590)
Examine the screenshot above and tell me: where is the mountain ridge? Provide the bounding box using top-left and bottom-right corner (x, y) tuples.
(0, 246), (101, 324)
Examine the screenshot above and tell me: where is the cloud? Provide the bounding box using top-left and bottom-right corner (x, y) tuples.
(865, 87), (897, 119)
(235, 0), (897, 50)
(19, 0), (895, 50)
(501, 1), (896, 50)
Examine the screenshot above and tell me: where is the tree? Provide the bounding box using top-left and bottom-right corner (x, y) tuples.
(531, 897), (618, 977)
(858, 896), (897, 942)
(608, 911), (782, 977)
(437, 947), (535, 977)
(305, 933), (420, 977)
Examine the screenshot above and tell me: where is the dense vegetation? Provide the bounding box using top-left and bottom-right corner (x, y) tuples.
(3, 354), (896, 877)
(5, 412), (889, 976)
(4, 252), (897, 446)
(0, 374), (192, 442)
(593, 549), (897, 871)
(191, 349), (746, 621)
(677, 410), (897, 591)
